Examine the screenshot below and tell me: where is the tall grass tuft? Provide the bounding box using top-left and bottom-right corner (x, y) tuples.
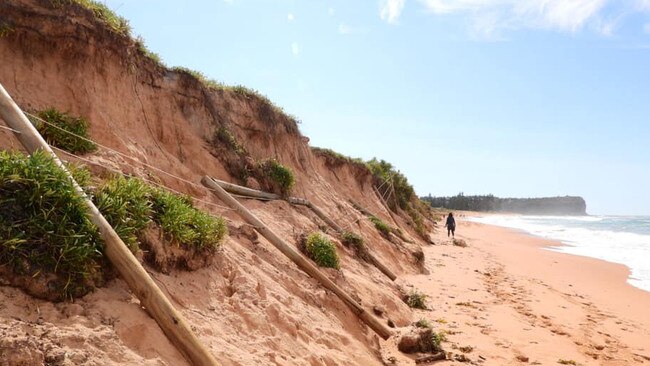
(304, 232), (340, 269)
(369, 216), (391, 237)
(0, 151), (102, 298)
(259, 158), (295, 195)
(31, 108), (97, 154)
(151, 189), (227, 250)
(94, 176), (152, 252)
(51, 0), (131, 36)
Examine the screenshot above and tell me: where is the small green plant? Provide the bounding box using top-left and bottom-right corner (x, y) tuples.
(369, 216), (390, 237)
(172, 67), (226, 90)
(215, 127), (246, 155)
(304, 232), (339, 269)
(405, 289), (428, 310)
(558, 360), (577, 365)
(259, 158), (295, 195)
(0, 21), (14, 37)
(415, 319), (431, 328)
(0, 151), (102, 298)
(31, 108), (97, 154)
(94, 176), (153, 252)
(341, 231), (368, 259)
(150, 189), (227, 250)
(429, 331), (446, 352)
(135, 36), (163, 64)
(51, 0), (131, 36)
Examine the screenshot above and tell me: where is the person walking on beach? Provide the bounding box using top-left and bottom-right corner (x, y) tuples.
(445, 213), (456, 238)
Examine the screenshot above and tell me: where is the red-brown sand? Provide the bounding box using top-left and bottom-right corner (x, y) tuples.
(382, 216), (650, 365)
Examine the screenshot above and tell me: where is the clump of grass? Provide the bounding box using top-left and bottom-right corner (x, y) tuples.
(135, 36), (163, 64)
(369, 216), (391, 237)
(406, 205), (427, 238)
(94, 176), (152, 252)
(415, 319), (431, 328)
(51, 0), (131, 36)
(341, 231), (369, 259)
(215, 127), (246, 155)
(150, 189), (227, 250)
(366, 158), (415, 210)
(0, 151), (102, 299)
(31, 108), (97, 154)
(405, 289), (428, 310)
(0, 21), (14, 37)
(171, 67), (226, 90)
(259, 158), (295, 195)
(428, 331), (446, 352)
(304, 232), (340, 269)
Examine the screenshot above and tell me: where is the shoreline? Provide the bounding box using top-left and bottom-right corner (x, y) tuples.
(465, 212), (650, 295)
(386, 217), (650, 365)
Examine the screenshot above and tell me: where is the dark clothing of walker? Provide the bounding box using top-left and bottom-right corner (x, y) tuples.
(445, 214), (456, 237)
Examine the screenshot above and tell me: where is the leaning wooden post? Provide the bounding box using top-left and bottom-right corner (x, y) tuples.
(202, 176), (392, 340)
(208, 177), (397, 281)
(0, 83), (219, 366)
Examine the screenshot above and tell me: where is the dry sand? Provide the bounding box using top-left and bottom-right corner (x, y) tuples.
(383, 216), (650, 365)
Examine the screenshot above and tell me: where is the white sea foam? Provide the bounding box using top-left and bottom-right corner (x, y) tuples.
(469, 215), (650, 292)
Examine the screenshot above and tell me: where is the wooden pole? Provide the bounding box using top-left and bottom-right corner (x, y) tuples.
(0, 83), (219, 366)
(207, 178), (397, 280)
(202, 176), (392, 340)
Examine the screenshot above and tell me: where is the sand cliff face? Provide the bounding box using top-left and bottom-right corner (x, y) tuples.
(0, 1), (432, 364)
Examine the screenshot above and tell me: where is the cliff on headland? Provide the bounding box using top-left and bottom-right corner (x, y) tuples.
(422, 194), (587, 215)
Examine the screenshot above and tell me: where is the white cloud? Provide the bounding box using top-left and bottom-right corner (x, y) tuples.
(418, 0), (626, 37)
(328, 7), (336, 16)
(291, 42), (300, 55)
(287, 13), (295, 21)
(380, 0), (406, 24)
(638, 0), (650, 11)
(338, 23), (369, 35)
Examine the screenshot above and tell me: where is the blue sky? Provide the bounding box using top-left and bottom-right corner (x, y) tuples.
(104, 0), (650, 215)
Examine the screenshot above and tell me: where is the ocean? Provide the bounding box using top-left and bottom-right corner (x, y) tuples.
(468, 215), (650, 292)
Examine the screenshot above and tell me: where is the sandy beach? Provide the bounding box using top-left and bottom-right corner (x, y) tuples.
(383, 216), (650, 365)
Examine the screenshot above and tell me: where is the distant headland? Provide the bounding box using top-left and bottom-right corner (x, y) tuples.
(422, 194), (587, 215)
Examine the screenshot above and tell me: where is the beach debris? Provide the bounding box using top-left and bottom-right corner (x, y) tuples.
(557, 360), (577, 365)
(453, 353), (471, 362)
(459, 345), (474, 353)
(415, 352), (446, 364)
(516, 355), (530, 362)
(387, 319), (396, 328)
(373, 305), (386, 317)
(453, 238), (468, 247)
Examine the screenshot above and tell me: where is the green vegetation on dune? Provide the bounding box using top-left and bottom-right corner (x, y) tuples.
(151, 189), (227, 250)
(94, 176), (153, 252)
(369, 215), (391, 237)
(0, 151), (102, 298)
(304, 232), (340, 269)
(0, 152), (227, 299)
(258, 158), (295, 195)
(51, 0), (131, 36)
(405, 289), (428, 310)
(30, 108), (97, 154)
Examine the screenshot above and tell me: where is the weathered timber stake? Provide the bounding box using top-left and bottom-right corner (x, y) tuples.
(0, 83), (219, 366)
(202, 176), (393, 340)
(373, 186), (401, 227)
(208, 178), (396, 280)
(350, 199), (414, 243)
